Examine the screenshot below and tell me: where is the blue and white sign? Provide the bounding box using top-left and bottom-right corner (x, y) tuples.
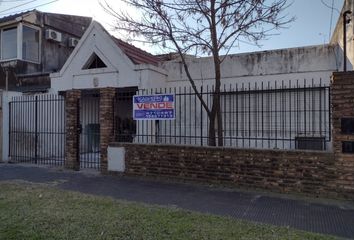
(133, 94), (175, 120)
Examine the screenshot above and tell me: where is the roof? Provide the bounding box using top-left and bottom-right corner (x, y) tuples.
(112, 38), (159, 66)
(0, 10), (91, 32)
(0, 10), (33, 24)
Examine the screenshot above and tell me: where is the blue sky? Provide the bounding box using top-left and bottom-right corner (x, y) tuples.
(0, 0), (346, 54)
(249, 0), (344, 51)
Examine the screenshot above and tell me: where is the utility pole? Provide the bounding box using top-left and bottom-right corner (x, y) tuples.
(343, 10), (352, 72)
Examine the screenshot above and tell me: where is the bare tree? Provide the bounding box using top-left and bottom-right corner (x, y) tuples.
(101, 0), (294, 146)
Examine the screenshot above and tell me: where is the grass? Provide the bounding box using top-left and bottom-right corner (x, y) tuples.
(0, 181), (339, 240)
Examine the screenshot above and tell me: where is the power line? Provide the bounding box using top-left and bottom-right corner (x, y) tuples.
(0, 0), (38, 14)
(320, 0), (340, 14)
(0, 0), (29, 2)
(328, 0), (334, 41)
(320, 0), (339, 42)
(0, 0), (59, 16)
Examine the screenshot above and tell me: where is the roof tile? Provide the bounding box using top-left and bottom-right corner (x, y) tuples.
(112, 38), (159, 66)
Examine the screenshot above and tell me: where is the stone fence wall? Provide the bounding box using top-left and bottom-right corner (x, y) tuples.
(331, 72), (354, 197)
(60, 72), (354, 199)
(105, 72), (354, 200)
(109, 142), (352, 198)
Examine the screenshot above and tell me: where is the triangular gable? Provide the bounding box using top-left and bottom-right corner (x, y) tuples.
(55, 21), (137, 77)
(51, 21), (167, 92)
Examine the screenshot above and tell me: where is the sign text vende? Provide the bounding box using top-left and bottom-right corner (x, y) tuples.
(133, 94), (175, 120)
(136, 102), (173, 110)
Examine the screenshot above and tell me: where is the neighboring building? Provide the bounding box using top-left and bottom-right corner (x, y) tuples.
(331, 0), (354, 71)
(0, 10), (92, 92)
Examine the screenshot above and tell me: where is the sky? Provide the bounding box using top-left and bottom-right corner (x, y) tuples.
(0, 0), (346, 54)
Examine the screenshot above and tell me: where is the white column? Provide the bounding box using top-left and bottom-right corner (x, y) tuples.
(2, 91), (22, 162)
(17, 22), (23, 60)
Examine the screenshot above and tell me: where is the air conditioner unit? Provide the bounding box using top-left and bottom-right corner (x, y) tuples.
(68, 37), (79, 48)
(45, 29), (62, 42)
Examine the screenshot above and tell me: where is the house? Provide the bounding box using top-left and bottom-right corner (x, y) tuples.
(0, 10), (92, 92)
(49, 0), (354, 92)
(50, 22), (165, 92)
(3, 2), (354, 198)
(50, 0), (354, 92)
(5, 0), (354, 161)
(48, 0), (354, 150)
(50, 23), (346, 92)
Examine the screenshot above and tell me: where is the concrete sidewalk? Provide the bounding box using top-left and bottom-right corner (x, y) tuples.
(0, 163), (353, 239)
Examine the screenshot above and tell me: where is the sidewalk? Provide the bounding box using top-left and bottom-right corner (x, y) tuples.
(0, 163), (353, 239)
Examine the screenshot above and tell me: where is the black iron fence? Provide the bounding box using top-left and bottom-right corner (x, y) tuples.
(9, 94), (66, 165)
(79, 93), (100, 169)
(113, 88), (137, 143)
(114, 80), (331, 151)
(7, 79), (332, 166)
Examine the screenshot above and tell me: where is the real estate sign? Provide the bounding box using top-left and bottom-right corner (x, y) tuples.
(133, 94), (175, 120)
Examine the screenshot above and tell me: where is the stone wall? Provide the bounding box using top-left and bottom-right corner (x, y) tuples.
(66, 72), (354, 199)
(109, 142), (348, 198)
(64, 88), (116, 171)
(99, 88), (115, 172)
(103, 72), (354, 200)
(331, 71), (354, 198)
(65, 90), (81, 170)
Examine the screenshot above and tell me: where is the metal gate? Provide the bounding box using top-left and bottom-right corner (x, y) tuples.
(79, 92), (100, 169)
(113, 88), (137, 142)
(9, 94), (66, 165)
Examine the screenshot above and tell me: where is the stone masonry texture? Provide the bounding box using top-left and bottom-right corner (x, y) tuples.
(100, 72), (354, 199)
(104, 73), (354, 199)
(331, 71), (354, 198)
(100, 88), (116, 172)
(111, 142), (345, 198)
(65, 90), (81, 170)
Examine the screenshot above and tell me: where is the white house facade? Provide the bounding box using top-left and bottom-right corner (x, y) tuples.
(45, 0), (354, 151)
(50, 21), (167, 92)
(50, 21), (350, 93)
(44, 0), (351, 147)
(49, 0), (354, 92)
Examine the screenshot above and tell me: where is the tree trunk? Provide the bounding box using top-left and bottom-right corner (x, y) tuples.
(208, 109), (217, 146)
(213, 69), (223, 147)
(209, 92), (223, 147)
(209, 0), (223, 147)
(216, 93), (223, 147)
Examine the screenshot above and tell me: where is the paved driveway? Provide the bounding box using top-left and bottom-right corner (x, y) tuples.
(0, 163), (353, 239)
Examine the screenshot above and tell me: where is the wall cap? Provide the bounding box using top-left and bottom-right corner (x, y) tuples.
(109, 142), (334, 155)
(332, 71), (354, 77)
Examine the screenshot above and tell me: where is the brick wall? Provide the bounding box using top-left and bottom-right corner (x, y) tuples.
(64, 87), (115, 171)
(109, 142), (349, 198)
(65, 90), (81, 170)
(79, 73), (352, 199)
(104, 71), (354, 199)
(331, 71), (354, 197)
(99, 88), (115, 172)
